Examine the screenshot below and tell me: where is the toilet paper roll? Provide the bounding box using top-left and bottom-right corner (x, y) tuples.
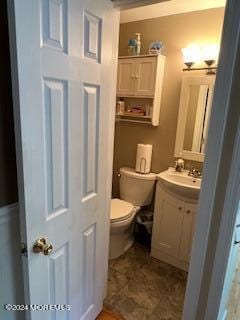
(135, 144), (153, 174)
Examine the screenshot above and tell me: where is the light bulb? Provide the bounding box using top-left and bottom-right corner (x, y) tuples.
(181, 45), (201, 68)
(202, 44), (219, 62)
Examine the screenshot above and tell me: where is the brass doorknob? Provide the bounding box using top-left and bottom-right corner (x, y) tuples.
(33, 237), (53, 255)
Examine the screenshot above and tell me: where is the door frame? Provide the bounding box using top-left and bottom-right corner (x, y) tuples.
(183, 0), (240, 319)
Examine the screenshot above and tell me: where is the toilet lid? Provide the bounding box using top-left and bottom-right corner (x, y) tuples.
(111, 199), (134, 222)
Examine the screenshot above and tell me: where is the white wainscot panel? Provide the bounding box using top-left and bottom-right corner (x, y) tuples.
(82, 84), (100, 202)
(44, 79), (69, 218)
(0, 204), (25, 320)
(41, 0), (68, 52)
(84, 11), (102, 62)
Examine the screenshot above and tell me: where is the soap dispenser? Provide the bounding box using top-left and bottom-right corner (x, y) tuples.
(175, 153), (184, 172)
(135, 33), (141, 55)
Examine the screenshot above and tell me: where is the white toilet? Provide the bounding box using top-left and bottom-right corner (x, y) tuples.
(109, 167), (156, 260)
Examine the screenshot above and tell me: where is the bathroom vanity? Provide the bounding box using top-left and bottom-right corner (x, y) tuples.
(151, 169), (200, 271)
(151, 73), (215, 271)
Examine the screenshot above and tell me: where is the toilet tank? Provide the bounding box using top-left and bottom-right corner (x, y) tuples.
(119, 167), (156, 207)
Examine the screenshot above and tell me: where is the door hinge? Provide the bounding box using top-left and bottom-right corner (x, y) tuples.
(21, 242), (28, 256)
(234, 224), (240, 245)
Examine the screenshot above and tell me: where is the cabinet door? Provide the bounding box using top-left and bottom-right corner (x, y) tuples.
(152, 186), (184, 258)
(134, 57), (157, 97)
(179, 204), (197, 262)
(117, 59), (135, 96)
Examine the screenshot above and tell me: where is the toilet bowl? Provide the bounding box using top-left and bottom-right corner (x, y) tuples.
(109, 167), (156, 260)
(109, 199), (140, 260)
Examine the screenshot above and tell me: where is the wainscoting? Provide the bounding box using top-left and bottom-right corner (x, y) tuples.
(0, 203), (24, 320)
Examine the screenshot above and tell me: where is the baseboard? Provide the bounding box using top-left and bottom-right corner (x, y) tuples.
(151, 247), (189, 271)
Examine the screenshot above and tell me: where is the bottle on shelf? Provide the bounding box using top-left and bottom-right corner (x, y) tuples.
(135, 33), (141, 55)
(116, 98), (125, 114)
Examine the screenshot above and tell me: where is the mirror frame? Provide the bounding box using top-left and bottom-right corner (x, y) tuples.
(175, 74), (216, 162)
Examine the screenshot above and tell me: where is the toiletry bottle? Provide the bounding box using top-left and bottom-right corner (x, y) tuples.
(145, 105), (150, 117)
(175, 153), (184, 172)
(135, 33), (141, 55)
(128, 39), (137, 55)
(117, 98), (125, 114)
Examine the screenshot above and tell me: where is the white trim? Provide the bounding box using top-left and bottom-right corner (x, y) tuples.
(174, 75), (215, 162)
(103, 8), (120, 298)
(112, 0), (168, 10)
(0, 203), (18, 225)
(204, 93), (240, 317)
(191, 85), (208, 152)
(183, 0), (240, 319)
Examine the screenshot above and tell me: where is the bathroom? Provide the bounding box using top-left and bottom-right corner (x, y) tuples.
(105, 2), (226, 319)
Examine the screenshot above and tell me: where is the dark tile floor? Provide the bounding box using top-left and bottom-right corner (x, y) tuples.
(104, 243), (188, 320)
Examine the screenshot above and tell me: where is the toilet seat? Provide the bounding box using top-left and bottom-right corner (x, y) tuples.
(110, 198), (135, 223)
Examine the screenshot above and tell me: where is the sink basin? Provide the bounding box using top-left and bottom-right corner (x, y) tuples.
(157, 168), (201, 200)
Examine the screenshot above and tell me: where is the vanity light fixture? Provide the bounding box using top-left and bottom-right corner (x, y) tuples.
(181, 45), (201, 69)
(202, 44), (219, 74)
(182, 44), (219, 74)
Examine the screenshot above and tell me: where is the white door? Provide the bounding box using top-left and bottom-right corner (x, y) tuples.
(8, 1), (119, 319)
(134, 57), (156, 97)
(117, 59), (136, 96)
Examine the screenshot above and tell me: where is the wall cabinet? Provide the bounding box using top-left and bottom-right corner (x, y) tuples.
(116, 54), (165, 126)
(117, 56), (158, 97)
(151, 182), (197, 271)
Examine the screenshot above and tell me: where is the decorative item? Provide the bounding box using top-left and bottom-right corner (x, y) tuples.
(128, 38), (137, 55)
(149, 41), (164, 55)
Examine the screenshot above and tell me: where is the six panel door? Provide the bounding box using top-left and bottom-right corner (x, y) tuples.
(8, 0), (119, 319)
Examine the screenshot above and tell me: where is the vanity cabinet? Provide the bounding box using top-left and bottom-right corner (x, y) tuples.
(151, 182), (197, 271)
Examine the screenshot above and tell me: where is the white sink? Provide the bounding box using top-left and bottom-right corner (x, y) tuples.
(157, 168), (201, 200)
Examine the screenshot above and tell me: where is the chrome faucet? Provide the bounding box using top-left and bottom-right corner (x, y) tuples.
(188, 168), (202, 178)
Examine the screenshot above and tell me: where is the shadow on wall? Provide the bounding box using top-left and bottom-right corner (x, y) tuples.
(0, 0), (18, 207)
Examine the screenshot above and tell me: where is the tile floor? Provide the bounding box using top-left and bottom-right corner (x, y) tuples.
(104, 243), (187, 320)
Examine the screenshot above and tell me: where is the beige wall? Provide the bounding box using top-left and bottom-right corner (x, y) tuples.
(112, 8), (225, 197)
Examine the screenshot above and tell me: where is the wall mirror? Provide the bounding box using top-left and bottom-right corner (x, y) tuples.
(174, 74), (215, 162)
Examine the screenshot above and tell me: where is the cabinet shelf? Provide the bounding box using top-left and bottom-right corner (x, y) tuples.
(115, 113), (152, 124)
